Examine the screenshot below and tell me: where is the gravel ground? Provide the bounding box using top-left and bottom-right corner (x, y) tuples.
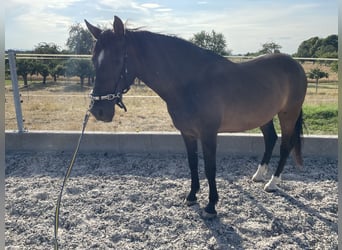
(5, 151), (337, 249)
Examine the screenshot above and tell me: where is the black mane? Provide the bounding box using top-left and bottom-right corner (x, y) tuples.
(126, 29), (226, 63)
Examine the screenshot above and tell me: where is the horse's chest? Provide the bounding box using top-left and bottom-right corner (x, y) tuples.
(166, 104), (202, 136)
(166, 101), (221, 137)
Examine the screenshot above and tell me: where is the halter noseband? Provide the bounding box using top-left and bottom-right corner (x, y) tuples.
(89, 87), (129, 112)
(89, 41), (130, 112)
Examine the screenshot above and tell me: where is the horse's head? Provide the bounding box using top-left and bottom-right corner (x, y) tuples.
(85, 16), (132, 122)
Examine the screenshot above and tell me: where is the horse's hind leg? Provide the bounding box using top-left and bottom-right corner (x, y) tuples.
(252, 120), (278, 182)
(181, 133), (199, 206)
(264, 111), (301, 191)
(264, 136), (292, 192)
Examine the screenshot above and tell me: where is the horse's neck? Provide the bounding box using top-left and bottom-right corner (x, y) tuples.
(127, 31), (233, 102)
(128, 31), (193, 101)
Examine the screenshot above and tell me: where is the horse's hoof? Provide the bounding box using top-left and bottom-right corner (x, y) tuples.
(264, 185), (278, 192)
(201, 204), (217, 219)
(185, 199), (198, 206)
(201, 209), (217, 219)
(252, 175), (265, 182)
(264, 175), (281, 192)
(252, 164), (267, 182)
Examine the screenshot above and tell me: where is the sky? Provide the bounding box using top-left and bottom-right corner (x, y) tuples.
(5, 0), (338, 55)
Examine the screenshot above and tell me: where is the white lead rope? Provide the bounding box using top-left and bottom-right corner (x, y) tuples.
(54, 110), (91, 250)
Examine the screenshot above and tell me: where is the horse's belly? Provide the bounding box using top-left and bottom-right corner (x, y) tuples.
(218, 121), (261, 133)
(219, 109), (277, 133)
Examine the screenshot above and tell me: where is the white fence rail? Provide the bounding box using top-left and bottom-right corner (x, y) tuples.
(5, 53), (339, 62)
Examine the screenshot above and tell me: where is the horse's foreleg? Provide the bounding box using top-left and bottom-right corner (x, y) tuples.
(201, 132), (218, 218)
(181, 133), (199, 206)
(252, 120), (278, 182)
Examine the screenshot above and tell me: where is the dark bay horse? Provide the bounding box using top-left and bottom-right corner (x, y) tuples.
(85, 16), (307, 218)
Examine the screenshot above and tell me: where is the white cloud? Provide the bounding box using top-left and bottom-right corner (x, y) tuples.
(5, 0), (76, 50)
(155, 8), (173, 12)
(141, 3), (161, 9)
(15, 12), (72, 31)
(46, 1), (80, 9)
(97, 0), (136, 9)
(128, 1), (335, 54)
(6, 13), (73, 50)
(5, 0), (80, 10)
(5, 0), (337, 54)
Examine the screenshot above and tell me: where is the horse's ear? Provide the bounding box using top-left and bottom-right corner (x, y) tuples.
(113, 16), (125, 36)
(85, 19), (102, 39)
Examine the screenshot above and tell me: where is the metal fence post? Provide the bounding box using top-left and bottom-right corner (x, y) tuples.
(8, 50), (24, 133)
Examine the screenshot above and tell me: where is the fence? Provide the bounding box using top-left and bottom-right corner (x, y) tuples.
(5, 52), (338, 133)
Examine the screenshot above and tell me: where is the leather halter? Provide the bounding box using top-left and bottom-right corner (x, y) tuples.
(89, 43), (130, 112)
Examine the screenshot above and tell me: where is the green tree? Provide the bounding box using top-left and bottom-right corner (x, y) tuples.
(66, 59), (94, 86)
(295, 35), (337, 58)
(34, 42), (61, 54)
(330, 61), (338, 73)
(65, 23), (96, 84)
(190, 30), (230, 56)
(245, 42), (282, 56)
(66, 23), (94, 54)
(33, 42), (63, 83)
(16, 59), (35, 87)
(259, 42), (282, 54)
(35, 63), (50, 84)
(316, 35), (338, 58)
(307, 68), (329, 93)
(50, 63), (66, 82)
(295, 37), (321, 57)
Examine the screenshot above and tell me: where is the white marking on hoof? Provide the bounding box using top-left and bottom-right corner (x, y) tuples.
(252, 164), (268, 182)
(98, 49), (105, 66)
(264, 175), (281, 192)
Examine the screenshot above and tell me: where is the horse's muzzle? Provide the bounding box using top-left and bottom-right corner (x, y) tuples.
(89, 102), (115, 122)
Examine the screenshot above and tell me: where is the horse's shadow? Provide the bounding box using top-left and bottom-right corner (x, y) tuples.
(221, 181), (337, 249)
(204, 216), (244, 250)
(188, 203), (244, 250)
(182, 155), (337, 250)
(274, 189), (337, 233)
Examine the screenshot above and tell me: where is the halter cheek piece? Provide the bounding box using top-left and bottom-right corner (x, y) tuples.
(89, 48), (130, 112)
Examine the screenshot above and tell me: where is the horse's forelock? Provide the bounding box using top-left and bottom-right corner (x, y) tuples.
(92, 30), (114, 55)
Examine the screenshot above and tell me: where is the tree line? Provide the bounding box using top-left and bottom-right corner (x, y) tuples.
(6, 23), (95, 87)
(6, 23), (338, 88)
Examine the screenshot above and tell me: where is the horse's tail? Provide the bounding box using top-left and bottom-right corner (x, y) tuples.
(293, 109), (304, 166)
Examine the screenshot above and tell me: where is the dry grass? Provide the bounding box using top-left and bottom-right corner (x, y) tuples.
(5, 60), (338, 132)
(305, 84), (338, 105)
(5, 81), (337, 133)
(5, 83), (174, 131)
(301, 61), (338, 82)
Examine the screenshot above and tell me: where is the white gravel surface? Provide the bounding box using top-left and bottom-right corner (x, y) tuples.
(5, 151), (337, 249)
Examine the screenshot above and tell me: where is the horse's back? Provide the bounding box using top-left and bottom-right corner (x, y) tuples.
(215, 54), (307, 132)
(238, 53), (307, 102)
(241, 54), (306, 81)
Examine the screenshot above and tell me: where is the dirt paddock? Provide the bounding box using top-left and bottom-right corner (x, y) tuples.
(5, 151), (337, 249)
